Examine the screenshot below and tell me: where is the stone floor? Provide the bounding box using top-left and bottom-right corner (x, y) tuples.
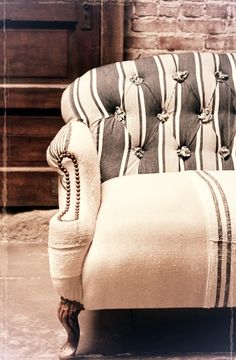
(0, 242), (236, 360)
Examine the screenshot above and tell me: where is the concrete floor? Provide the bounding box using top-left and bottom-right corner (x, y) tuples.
(0, 242), (235, 360)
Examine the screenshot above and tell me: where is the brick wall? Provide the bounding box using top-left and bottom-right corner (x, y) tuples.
(124, 0), (236, 59)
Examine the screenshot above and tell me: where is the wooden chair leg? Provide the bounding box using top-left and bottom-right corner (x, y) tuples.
(57, 297), (84, 359)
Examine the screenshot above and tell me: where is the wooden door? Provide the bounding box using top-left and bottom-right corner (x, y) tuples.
(0, 0), (124, 207)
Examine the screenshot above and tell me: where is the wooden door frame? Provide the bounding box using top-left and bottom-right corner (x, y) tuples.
(100, 0), (124, 65)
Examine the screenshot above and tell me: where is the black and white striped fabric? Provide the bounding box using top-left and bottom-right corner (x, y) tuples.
(65, 53), (236, 182)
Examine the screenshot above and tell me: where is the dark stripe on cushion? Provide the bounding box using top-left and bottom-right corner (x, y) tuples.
(218, 54), (236, 170)
(90, 69), (105, 117)
(156, 54), (167, 102)
(203, 171), (232, 307)
(119, 62), (126, 110)
(96, 63), (120, 115)
(178, 53), (200, 170)
(196, 171), (223, 308)
(135, 57), (162, 138)
(100, 117), (126, 182)
(198, 53), (206, 108)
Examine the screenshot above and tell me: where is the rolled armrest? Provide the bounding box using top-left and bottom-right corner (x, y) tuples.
(46, 119), (101, 302)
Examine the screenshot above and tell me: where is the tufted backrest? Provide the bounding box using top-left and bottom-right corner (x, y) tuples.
(62, 53), (236, 182)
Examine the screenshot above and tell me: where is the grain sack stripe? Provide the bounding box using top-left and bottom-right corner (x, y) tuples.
(196, 171), (223, 307)
(203, 171), (232, 307)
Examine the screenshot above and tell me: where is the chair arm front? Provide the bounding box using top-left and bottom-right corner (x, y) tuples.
(46, 119), (101, 302)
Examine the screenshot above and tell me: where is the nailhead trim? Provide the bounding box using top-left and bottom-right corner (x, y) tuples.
(57, 151), (80, 221)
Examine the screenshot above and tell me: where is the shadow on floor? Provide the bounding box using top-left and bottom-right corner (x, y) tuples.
(77, 307), (235, 358)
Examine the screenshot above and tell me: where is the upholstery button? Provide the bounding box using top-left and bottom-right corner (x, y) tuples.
(215, 71), (228, 82)
(157, 109), (169, 123)
(129, 74), (144, 85)
(172, 70), (189, 83)
(177, 146), (191, 159)
(134, 147), (145, 159)
(198, 107), (213, 124)
(219, 146), (230, 160)
(115, 106), (126, 123)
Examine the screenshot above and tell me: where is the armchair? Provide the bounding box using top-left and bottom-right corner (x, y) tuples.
(47, 53), (236, 359)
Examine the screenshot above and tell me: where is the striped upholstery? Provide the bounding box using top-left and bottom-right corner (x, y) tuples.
(62, 53), (236, 182)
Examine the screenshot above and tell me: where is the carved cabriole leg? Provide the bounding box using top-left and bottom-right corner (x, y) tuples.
(58, 297), (84, 359)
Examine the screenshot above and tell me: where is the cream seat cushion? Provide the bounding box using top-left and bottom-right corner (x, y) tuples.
(82, 171), (236, 310)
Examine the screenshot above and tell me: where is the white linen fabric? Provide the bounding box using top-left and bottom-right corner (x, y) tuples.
(82, 171), (236, 309)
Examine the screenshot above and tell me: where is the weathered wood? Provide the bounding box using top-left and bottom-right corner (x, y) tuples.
(0, 30), (68, 78)
(0, 168), (58, 206)
(0, 116), (64, 136)
(100, 1), (124, 65)
(0, 116), (63, 165)
(58, 297), (84, 359)
(75, 2), (101, 76)
(0, 86), (65, 109)
(0, 3), (78, 22)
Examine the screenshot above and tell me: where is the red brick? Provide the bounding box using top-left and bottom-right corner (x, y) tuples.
(228, 4), (236, 18)
(182, 2), (205, 18)
(228, 19), (236, 33)
(159, 35), (204, 51)
(206, 35), (236, 50)
(159, 3), (181, 17)
(206, 3), (228, 19)
(125, 35), (157, 49)
(134, 1), (157, 16)
(180, 19), (226, 34)
(132, 17), (178, 32)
